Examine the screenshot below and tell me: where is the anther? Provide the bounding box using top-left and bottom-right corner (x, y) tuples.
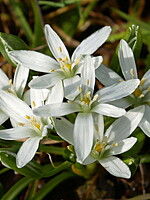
(86, 79), (90, 85)
(112, 143), (119, 147)
(9, 79), (12, 85)
(25, 115), (30, 119)
(130, 68), (135, 77)
(58, 47), (62, 53)
(32, 101), (36, 107)
(140, 78), (146, 86)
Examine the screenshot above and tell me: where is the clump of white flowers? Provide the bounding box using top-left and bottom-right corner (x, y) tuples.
(0, 24), (149, 178)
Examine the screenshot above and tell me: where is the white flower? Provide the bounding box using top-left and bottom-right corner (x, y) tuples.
(96, 39), (150, 137)
(0, 89), (52, 168)
(54, 106), (145, 178)
(9, 24), (112, 100)
(0, 65), (29, 125)
(33, 55), (140, 163)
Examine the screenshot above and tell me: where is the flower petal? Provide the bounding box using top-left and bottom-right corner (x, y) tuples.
(0, 127), (37, 140)
(118, 39), (138, 80)
(44, 24), (70, 62)
(105, 106), (145, 142)
(16, 137), (42, 168)
(33, 102), (82, 117)
(141, 69), (150, 90)
(13, 64), (29, 98)
(95, 64), (123, 86)
(29, 72), (65, 89)
(54, 117), (74, 145)
(72, 26), (111, 61)
(46, 80), (64, 104)
(0, 90), (32, 123)
(139, 105), (150, 137)
(0, 110), (8, 125)
(99, 156), (131, 178)
(83, 155), (96, 165)
(92, 103), (126, 117)
(97, 79), (140, 103)
(93, 113), (104, 142)
(0, 69), (9, 89)
(92, 56), (103, 69)
(30, 88), (45, 108)
(63, 76), (80, 100)
(9, 50), (59, 73)
(81, 55), (95, 93)
(74, 113), (94, 163)
(108, 137), (137, 155)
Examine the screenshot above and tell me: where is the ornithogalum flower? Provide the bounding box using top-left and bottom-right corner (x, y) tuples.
(0, 89), (52, 168)
(96, 39), (150, 137)
(0, 65), (29, 125)
(9, 24), (111, 100)
(54, 106), (145, 178)
(33, 55), (140, 163)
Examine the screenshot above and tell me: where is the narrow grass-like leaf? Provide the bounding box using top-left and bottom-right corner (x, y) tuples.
(1, 177), (34, 200)
(39, 145), (65, 155)
(31, 172), (74, 200)
(8, 0), (33, 43)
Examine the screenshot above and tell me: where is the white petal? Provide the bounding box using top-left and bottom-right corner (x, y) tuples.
(46, 80), (64, 104)
(95, 64), (123, 86)
(97, 79), (140, 103)
(29, 72), (65, 89)
(93, 113), (104, 142)
(44, 24), (70, 62)
(72, 26), (112, 61)
(0, 127), (37, 140)
(139, 105), (150, 137)
(9, 50), (59, 73)
(0, 110), (8, 125)
(74, 113), (94, 163)
(81, 55), (95, 93)
(108, 137), (137, 155)
(118, 39), (138, 80)
(0, 69), (9, 89)
(92, 56), (103, 69)
(33, 102), (82, 117)
(83, 155), (96, 165)
(105, 106), (145, 142)
(13, 64), (29, 98)
(99, 156), (131, 178)
(141, 69), (150, 90)
(92, 103), (126, 117)
(0, 90), (32, 123)
(63, 76), (80, 100)
(109, 98), (131, 109)
(30, 88), (45, 108)
(54, 117), (74, 145)
(16, 137), (42, 168)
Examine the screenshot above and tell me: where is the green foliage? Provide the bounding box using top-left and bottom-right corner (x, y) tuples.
(0, 32), (28, 66)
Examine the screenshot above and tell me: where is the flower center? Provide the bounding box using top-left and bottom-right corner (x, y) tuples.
(25, 115), (41, 131)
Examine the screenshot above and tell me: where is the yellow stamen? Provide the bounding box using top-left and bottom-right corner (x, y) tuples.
(32, 101), (36, 107)
(119, 79), (124, 82)
(86, 79), (90, 85)
(130, 68), (135, 77)
(9, 79), (12, 85)
(82, 98), (90, 105)
(64, 63), (71, 70)
(74, 58), (80, 65)
(18, 122), (25, 126)
(93, 94), (99, 101)
(25, 115), (30, 119)
(139, 94), (144, 98)
(140, 78), (146, 86)
(58, 46), (62, 52)
(112, 143), (119, 147)
(133, 88), (142, 97)
(58, 58), (62, 61)
(64, 56), (69, 61)
(77, 86), (82, 93)
(34, 123), (40, 130)
(49, 69), (55, 72)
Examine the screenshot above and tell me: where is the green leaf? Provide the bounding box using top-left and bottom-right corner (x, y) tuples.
(123, 156), (139, 176)
(39, 145), (65, 155)
(127, 193), (150, 200)
(0, 151), (42, 179)
(31, 0), (44, 48)
(1, 177), (34, 200)
(109, 24), (142, 74)
(0, 32), (28, 66)
(140, 154), (150, 164)
(8, 0), (33, 44)
(31, 172), (74, 200)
